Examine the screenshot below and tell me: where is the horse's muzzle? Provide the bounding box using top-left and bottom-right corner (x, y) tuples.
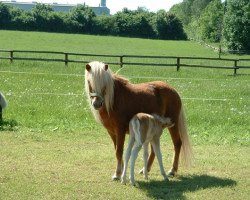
(92, 100), (104, 110)
(90, 92), (104, 110)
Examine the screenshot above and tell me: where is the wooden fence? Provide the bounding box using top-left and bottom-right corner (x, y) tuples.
(0, 49), (250, 75)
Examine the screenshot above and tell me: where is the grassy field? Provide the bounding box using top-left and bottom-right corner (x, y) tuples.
(0, 30), (249, 199)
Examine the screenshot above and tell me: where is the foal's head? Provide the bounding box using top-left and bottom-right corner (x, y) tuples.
(85, 61), (114, 116)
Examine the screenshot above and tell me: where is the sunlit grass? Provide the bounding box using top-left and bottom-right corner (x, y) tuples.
(0, 31), (249, 199)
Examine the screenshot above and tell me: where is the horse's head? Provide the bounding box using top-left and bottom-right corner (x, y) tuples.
(85, 61), (114, 114)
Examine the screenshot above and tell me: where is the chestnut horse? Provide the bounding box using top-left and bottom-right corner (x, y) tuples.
(84, 61), (192, 180)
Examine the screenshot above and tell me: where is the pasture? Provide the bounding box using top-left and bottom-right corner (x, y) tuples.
(0, 30), (249, 199)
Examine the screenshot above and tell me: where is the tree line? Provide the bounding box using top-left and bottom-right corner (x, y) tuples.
(0, 3), (187, 40)
(0, 0), (249, 51)
(170, 0), (250, 51)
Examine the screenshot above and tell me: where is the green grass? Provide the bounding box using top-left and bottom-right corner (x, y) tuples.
(0, 30), (249, 199)
(0, 30), (217, 56)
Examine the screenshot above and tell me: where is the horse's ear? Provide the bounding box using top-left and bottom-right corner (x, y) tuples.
(86, 64), (91, 71)
(104, 64), (108, 71)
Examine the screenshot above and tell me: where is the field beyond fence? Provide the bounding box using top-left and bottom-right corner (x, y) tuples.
(1, 49), (250, 75)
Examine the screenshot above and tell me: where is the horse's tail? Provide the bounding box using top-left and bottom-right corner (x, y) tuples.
(178, 106), (193, 168)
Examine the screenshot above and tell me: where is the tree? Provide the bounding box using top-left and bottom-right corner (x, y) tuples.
(11, 11), (35, 31)
(67, 4), (96, 33)
(199, 0), (224, 42)
(169, 0), (214, 40)
(0, 3), (11, 29)
(113, 8), (154, 38)
(153, 10), (187, 40)
(31, 3), (54, 31)
(223, 0), (250, 50)
(93, 15), (119, 35)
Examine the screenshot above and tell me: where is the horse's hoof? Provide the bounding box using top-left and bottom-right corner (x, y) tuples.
(130, 181), (136, 186)
(121, 177), (126, 184)
(112, 175), (121, 181)
(139, 168), (144, 174)
(164, 175), (169, 181)
(139, 168), (149, 175)
(167, 170), (175, 178)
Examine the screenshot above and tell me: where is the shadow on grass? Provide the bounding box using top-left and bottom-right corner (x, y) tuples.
(0, 119), (18, 131)
(137, 174), (236, 199)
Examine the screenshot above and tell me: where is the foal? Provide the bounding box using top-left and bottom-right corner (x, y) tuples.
(121, 113), (174, 186)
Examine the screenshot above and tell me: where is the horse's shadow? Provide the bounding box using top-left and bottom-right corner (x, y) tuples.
(0, 119), (18, 131)
(137, 174), (236, 199)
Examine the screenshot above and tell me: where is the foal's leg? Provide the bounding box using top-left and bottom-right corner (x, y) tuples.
(151, 137), (168, 180)
(121, 135), (135, 184)
(139, 144), (155, 174)
(143, 143), (149, 180)
(168, 125), (182, 177)
(130, 144), (142, 186)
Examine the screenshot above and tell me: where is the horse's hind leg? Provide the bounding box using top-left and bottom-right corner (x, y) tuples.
(168, 125), (182, 177)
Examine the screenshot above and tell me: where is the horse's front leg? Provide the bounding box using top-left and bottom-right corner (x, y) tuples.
(112, 131), (126, 181)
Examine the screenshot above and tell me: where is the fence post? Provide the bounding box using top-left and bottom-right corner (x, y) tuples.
(64, 53), (68, 66)
(120, 56), (123, 68)
(234, 60), (238, 75)
(10, 50), (13, 63)
(218, 45), (222, 59)
(177, 57), (180, 71)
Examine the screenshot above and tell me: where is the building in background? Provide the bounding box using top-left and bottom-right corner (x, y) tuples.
(1, 0), (110, 15)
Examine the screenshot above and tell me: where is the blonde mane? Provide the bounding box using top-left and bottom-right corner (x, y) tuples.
(85, 61), (114, 122)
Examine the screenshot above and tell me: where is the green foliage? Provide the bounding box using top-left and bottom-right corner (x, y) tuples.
(199, 0), (224, 42)
(153, 10), (187, 40)
(223, 0), (250, 50)
(169, 0), (215, 41)
(170, 0), (250, 51)
(0, 2), (186, 40)
(66, 4), (95, 33)
(113, 8), (155, 38)
(0, 3), (12, 28)
(31, 4), (55, 31)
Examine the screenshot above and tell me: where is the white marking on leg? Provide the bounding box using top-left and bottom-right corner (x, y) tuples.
(143, 143), (149, 180)
(130, 145), (141, 186)
(152, 139), (168, 181)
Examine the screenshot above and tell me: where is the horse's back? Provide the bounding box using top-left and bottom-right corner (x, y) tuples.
(129, 80), (182, 117)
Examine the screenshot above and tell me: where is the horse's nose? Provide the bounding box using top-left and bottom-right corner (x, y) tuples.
(93, 100), (103, 110)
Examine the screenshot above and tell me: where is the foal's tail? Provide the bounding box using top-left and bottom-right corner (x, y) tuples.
(178, 107), (193, 168)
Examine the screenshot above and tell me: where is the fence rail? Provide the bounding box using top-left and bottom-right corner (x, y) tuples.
(0, 49), (250, 75)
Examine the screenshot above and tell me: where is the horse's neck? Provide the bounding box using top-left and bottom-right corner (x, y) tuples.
(113, 75), (131, 94)
(98, 75), (130, 119)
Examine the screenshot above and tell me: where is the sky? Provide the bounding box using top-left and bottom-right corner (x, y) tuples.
(2, 0), (183, 14)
